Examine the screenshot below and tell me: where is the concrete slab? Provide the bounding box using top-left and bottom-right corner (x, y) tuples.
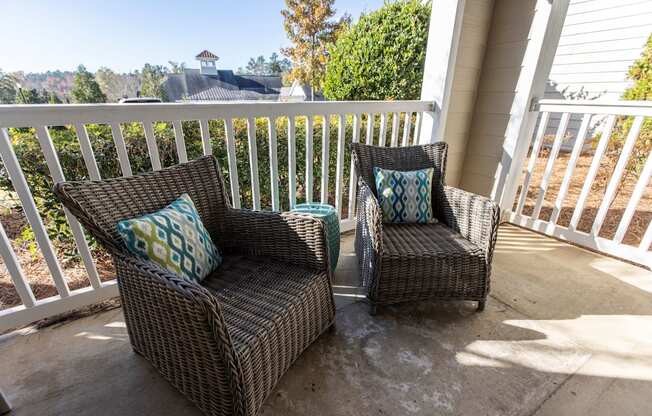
(1, 225), (651, 416)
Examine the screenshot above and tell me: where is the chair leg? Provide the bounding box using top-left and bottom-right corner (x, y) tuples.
(477, 300), (486, 312)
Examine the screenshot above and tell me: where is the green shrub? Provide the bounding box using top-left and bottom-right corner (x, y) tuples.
(605, 34), (652, 176)
(323, 0), (431, 101)
(0, 116), (383, 258)
(0, 111), (418, 263)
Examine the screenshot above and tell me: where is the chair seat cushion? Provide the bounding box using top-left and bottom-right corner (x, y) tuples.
(383, 222), (483, 258)
(201, 255), (334, 414)
(376, 223), (487, 303)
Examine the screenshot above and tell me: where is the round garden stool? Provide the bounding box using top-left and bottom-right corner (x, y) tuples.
(291, 203), (340, 273)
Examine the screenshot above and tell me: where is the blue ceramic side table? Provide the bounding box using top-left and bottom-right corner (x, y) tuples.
(291, 203), (340, 273)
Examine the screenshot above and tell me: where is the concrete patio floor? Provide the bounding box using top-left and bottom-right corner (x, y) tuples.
(1, 224), (651, 416)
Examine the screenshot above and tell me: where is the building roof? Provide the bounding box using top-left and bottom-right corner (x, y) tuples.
(162, 69), (282, 102)
(195, 50), (219, 60)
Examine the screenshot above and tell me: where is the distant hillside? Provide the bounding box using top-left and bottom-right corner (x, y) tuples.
(13, 69), (140, 103)
(20, 71), (75, 100)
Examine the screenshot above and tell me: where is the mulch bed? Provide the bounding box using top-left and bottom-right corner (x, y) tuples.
(516, 149), (652, 247)
(0, 207), (116, 311)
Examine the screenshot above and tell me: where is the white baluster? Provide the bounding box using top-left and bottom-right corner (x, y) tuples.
(335, 114), (346, 218)
(246, 117), (261, 211)
(224, 119), (241, 209)
(320, 115), (330, 204)
(402, 112), (412, 147)
(288, 116), (297, 209)
(109, 122), (132, 177)
(348, 114), (361, 219)
(390, 112), (400, 147)
(199, 119), (212, 156)
(142, 121), (162, 170)
(268, 118), (280, 211)
(305, 116), (314, 203)
(172, 120), (188, 163)
(74, 123), (101, 180)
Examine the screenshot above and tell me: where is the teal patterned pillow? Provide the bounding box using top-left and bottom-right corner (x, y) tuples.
(374, 167), (435, 224)
(117, 193), (221, 282)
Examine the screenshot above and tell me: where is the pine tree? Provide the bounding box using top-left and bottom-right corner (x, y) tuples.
(281, 0), (349, 100)
(140, 63), (169, 101)
(71, 65), (107, 103)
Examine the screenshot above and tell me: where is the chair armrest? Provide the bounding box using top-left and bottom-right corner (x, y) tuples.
(113, 253), (247, 415)
(357, 179), (383, 254)
(438, 186), (500, 261)
(219, 208), (330, 272)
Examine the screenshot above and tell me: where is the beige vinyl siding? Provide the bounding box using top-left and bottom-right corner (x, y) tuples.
(459, 0), (538, 196)
(442, 0), (494, 187)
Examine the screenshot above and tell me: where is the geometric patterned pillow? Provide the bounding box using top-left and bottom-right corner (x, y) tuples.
(116, 193), (221, 282)
(373, 167), (435, 224)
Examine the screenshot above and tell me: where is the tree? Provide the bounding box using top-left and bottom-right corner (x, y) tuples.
(168, 61), (187, 74)
(281, 0), (349, 100)
(47, 91), (63, 104)
(140, 63), (169, 101)
(606, 34), (652, 177)
(0, 69), (17, 104)
(323, 0), (431, 101)
(623, 34), (652, 101)
(95, 67), (124, 102)
(237, 53), (292, 76)
(71, 65), (107, 103)
(268, 52), (292, 76)
(245, 55), (268, 75)
(15, 88), (49, 104)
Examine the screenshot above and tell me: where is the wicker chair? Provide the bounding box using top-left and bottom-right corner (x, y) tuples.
(352, 142), (500, 314)
(53, 156), (335, 416)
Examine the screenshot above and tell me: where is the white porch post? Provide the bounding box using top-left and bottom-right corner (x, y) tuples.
(492, 0), (570, 211)
(418, 0), (465, 144)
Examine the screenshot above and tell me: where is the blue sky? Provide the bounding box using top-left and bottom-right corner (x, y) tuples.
(1, 0), (384, 74)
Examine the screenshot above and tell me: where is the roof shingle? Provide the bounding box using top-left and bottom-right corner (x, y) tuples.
(195, 50), (219, 59)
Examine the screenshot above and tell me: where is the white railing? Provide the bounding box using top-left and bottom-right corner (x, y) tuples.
(508, 98), (652, 268)
(0, 100), (432, 332)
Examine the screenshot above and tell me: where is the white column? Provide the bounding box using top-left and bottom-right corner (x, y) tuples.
(492, 0), (570, 211)
(418, 0), (465, 144)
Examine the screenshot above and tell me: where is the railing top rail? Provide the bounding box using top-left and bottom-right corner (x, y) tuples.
(0, 100), (433, 128)
(538, 98), (652, 108)
(536, 98), (652, 117)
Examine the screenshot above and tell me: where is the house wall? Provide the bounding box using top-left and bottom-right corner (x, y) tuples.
(544, 0), (652, 141)
(547, 0), (652, 101)
(459, 0), (538, 196)
(443, 0), (495, 187)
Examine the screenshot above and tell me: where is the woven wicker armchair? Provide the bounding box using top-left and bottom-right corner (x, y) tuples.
(53, 156), (335, 416)
(352, 143), (500, 314)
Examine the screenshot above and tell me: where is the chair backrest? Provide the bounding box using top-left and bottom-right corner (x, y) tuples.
(53, 156), (231, 254)
(351, 143), (448, 196)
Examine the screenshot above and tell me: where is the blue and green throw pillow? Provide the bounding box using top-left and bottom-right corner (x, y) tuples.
(117, 193), (221, 282)
(373, 167), (435, 224)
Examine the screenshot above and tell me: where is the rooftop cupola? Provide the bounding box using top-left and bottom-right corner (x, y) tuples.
(196, 50), (219, 76)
